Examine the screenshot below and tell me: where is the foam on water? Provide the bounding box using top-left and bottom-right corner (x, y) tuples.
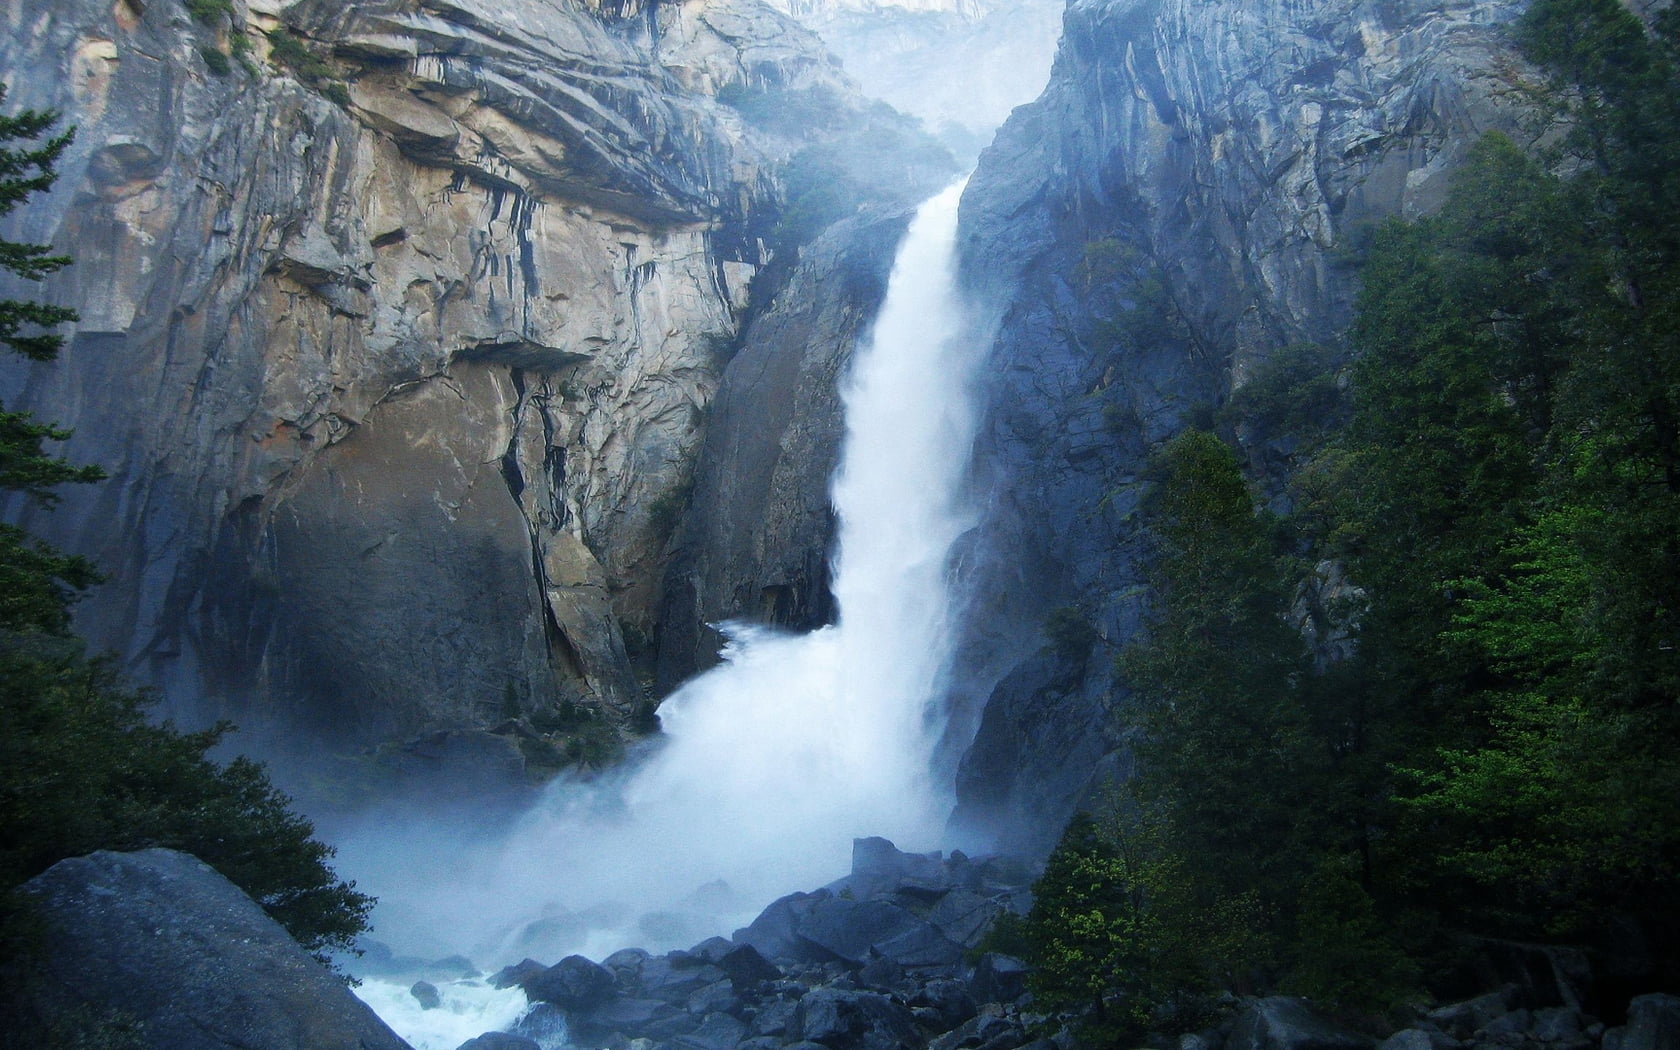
(355, 978), (544, 1050)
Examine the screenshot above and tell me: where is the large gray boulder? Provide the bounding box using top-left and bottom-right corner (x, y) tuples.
(1624, 994), (1680, 1050)
(18, 849), (411, 1050)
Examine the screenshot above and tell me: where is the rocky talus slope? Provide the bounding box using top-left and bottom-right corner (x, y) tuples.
(948, 0), (1544, 849)
(0, 0), (936, 762)
(388, 840), (1675, 1050)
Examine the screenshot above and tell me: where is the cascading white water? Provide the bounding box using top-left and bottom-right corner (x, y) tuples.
(344, 178), (985, 974)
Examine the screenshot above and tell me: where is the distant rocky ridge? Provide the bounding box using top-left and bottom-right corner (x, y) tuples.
(762, 0), (1065, 158)
(0, 0), (945, 764)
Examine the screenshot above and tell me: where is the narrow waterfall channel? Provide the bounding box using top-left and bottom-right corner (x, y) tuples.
(352, 181), (987, 1043)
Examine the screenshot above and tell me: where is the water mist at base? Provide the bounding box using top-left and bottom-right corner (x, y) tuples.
(338, 180), (985, 979)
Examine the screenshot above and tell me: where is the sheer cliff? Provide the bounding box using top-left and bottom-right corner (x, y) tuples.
(0, 0), (945, 757)
(949, 0), (1546, 850)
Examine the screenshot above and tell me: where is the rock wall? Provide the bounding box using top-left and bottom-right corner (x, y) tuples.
(654, 207), (911, 690)
(949, 0), (1545, 850)
(0, 0), (875, 750)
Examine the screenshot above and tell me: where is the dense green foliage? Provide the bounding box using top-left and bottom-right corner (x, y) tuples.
(1023, 0), (1680, 1028)
(0, 642), (374, 958)
(0, 87), (371, 963)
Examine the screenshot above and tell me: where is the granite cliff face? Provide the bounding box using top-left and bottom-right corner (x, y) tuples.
(949, 0), (1544, 850)
(0, 0), (913, 753)
(654, 208), (911, 691)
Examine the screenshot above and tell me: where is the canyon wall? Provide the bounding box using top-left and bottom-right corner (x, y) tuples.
(949, 0), (1545, 850)
(0, 0), (939, 759)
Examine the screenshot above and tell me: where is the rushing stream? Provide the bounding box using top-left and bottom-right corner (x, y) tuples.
(351, 180), (985, 1039)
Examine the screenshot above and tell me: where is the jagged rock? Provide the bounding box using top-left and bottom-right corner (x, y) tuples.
(927, 889), (1006, 948)
(753, 998), (801, 1038)
(1430, 990), (1519, 1040)
(914, 978), (980, 1029)
(794, 987), (922, 1050)
(411, 980), (443, 1010)
(736, 890), (838, 963)
(969, 954), (1029, 1005)
(574, 997), (690, 1043)
(491, 959), (549, 990)
(1378, 1030), (1437, 1050)
(950, 0), (1547, 851)
(1531, 1009), (1588, 1046)
(676, 1013), (751, 1050)
(686, 937), (743, 964)
(17, 849), (410, 1050)
(719, 944), (785, 989)
(512, 1003), (570, 1045)
(524, 955), (617, 1010)
(859, 955), (906, 992)
(457, 1035), (540, 1050)
(687, 979), (742, 1017)
(640, 957), (731, 1003)
(1227, 997), (1375, 1050)
(1623, 995), (1680, 1050)
(790, 897), (965, 968)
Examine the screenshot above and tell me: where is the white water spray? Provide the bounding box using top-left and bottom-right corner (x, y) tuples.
(345, 179), (984, 972)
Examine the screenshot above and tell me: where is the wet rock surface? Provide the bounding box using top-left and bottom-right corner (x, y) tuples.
(18, 849), (411, 1050)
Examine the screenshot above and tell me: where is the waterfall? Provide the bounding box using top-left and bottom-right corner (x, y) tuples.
(344, 179), (984, 967)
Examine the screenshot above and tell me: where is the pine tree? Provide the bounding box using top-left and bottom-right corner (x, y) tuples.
(0, 84), (102, 635)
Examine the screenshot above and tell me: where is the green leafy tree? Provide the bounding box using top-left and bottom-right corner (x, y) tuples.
(0, 642), (373, 959)
(1121, 431), (1312, 897)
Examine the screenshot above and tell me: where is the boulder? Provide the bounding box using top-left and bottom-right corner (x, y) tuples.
(524, 955), (617, 1010)
(1428, 989), (1518, 1040)
(927, 890), (1004, 949)
(794, 987), (921, 1050)
(641, 957), (730, 1003)
(792, 898), (964, 968)
(1227, 997), (1375, 1050)
(574, 997), (688, 1042)
(914, 978), (979, 1029)
(737, 891), (837, 964)
(456, 1036), (540, 1050)
(18, 849), (411, 1050)
(1624, 995), (1680, 1050)
(512, 1003), (569, 1045)
(969, 954), (1029, 1005)
(676, 1013), (750, 1050)
(752, 998), (800, 1038)
(490, 959), (549, 990)
(718, 944), (784, 990)
(1377, 1030), (1435, 1050)
(686, 938), (742, 965)
(1531, 1008), (1589, 1046)
(411, 980), (442, 1010)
